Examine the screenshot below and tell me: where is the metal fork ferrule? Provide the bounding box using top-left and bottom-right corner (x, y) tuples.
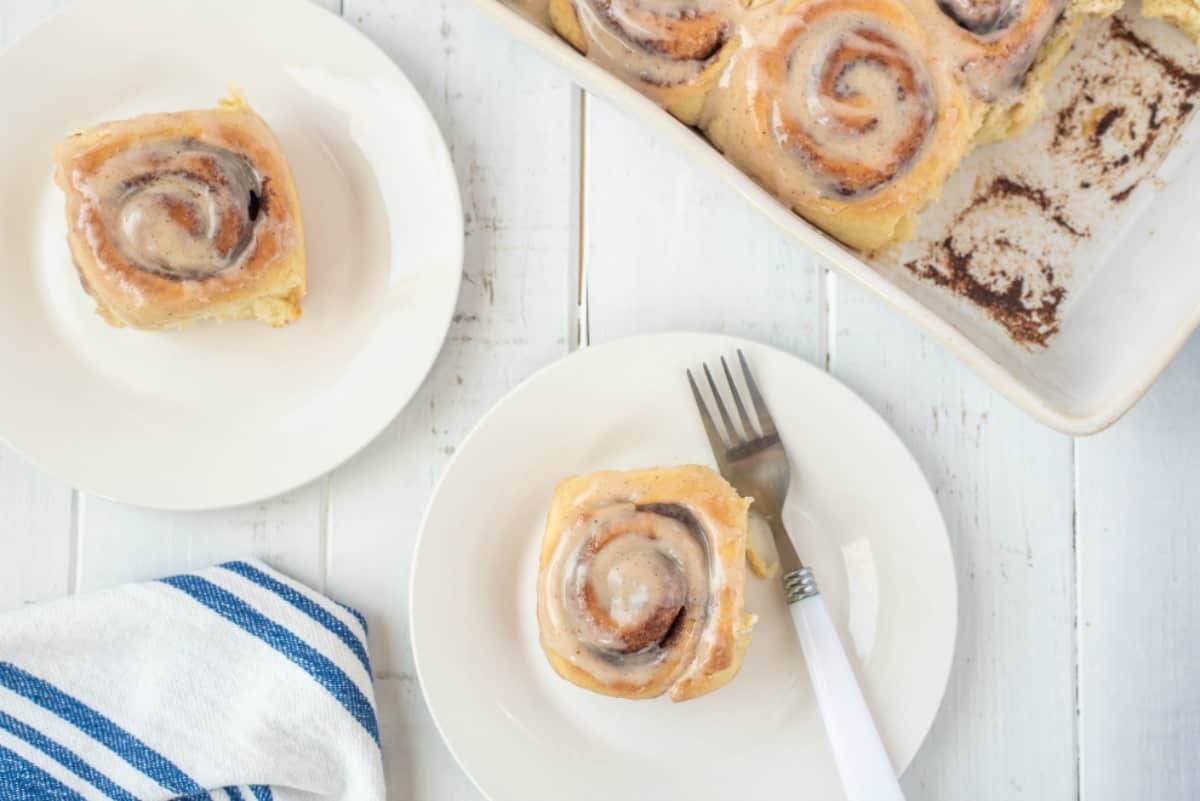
(783, 566), (819, 604)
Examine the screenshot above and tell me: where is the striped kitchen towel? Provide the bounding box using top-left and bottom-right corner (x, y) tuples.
(0, 560), (385, 801)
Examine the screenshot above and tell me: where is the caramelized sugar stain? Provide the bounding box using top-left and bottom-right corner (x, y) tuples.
(905, 177), (1078, 346)
(1050, 19), (1200, 190)
(905, 16), (1200, 348)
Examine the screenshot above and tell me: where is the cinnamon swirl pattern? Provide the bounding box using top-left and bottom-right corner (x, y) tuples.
(53, 93), (305, 330)
(537, 466), (755, 701)
(548, 0), (743, 124)
(703, 0), (978, 251)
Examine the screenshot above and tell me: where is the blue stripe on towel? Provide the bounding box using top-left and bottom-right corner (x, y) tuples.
(225, 787), (245, 801)
(0, 710), (136, 801)
(219, 562), (373, 678)
(250, 785), (273, 801)
(161, 575), (380, 747)
(336, 602), (369, 635)
(0, 663), (206, 797)
(0, 742), (88, 801)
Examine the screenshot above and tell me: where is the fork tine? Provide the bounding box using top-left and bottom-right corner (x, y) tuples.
(703, 363), (743, 444)
(737, 350), (777, 436)
(687, 369), (729, 462)
(721, 356), (758, 439)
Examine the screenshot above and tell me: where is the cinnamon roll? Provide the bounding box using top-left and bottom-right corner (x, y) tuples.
(702, 0), (979, 252)
(536, 466), (755, 702)
(917, 0), (1070, 102)
(548, 0), (743, 124)
(53, 92), (305, 330)
(911, 0), (1088, 143)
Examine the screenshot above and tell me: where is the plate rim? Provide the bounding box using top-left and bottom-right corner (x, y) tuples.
(0, 0), (465, 510)
(409, 330), (958, 801)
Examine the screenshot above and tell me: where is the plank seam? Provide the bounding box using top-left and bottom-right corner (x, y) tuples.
(318, 477), (332, 594)
(67, 491), (80, 595)
(1072, 436), (1082, 801)
(568, 87), (589, 350)
(816, 265), (834, 371)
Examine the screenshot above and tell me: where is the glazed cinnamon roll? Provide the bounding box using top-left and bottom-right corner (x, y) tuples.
(702, 0), (978, 252)
(920, 0), (1069, 100)
(912, 0), (1088, 142)
(548, 0), (743, 124)
(537, 466), (755, 702)
(53, 93), (305, 330)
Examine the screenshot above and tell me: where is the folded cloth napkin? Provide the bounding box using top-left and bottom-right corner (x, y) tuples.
(0, 560), (385, 801)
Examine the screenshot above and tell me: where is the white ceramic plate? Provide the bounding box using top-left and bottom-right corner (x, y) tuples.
(0, 0), (463, 509)
(411, 332), (956, 801)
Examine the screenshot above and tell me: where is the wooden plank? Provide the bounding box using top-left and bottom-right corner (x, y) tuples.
(830, 275), (1077, 799)
(583, 94), (825, 361)
(0, 448), (74, 609)
(75, 487), (325, 593)
(325, 0), (573, 678)
(1077, 332), (1200, 801)
(375, 677), (483, 801)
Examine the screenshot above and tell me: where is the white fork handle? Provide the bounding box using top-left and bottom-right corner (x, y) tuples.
(790, 594), (906, 801)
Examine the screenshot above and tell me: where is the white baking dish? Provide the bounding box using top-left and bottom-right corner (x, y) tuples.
(469, 0), (1200, 434)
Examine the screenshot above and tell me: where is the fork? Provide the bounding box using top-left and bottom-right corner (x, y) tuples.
(688, 351), (905, 801)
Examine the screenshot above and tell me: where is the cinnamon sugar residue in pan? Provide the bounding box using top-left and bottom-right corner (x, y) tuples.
(905, 177), (1080, 346)
(897, 15), (1200, 349)
(1047, 17), (1200, 198)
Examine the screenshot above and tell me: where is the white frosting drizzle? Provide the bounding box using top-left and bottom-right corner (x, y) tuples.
(700, 4), (940, 205)
(919, 0), (1067, 100)
(71, 138), (265, 281)
(537, 469), (751, 700)
(776, 22), (934, 185)
(541, 503), (715, 689)
(571, 0), (742, 88)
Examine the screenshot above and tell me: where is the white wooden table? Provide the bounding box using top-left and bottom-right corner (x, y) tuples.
(2, 1), (1198, 799)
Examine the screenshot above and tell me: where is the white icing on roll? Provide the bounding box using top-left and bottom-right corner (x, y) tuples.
(536, 467), (753, 701)
(571, 0), (738, 87)
(541, 503), (715, 687)
(768, 19), (935, 196)
(919, 0), (1067, 100)
(73, 139), (264, 281)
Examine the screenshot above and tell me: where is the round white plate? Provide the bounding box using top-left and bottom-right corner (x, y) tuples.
(411, 332), (956, 801)
(0, 0), (462, 509)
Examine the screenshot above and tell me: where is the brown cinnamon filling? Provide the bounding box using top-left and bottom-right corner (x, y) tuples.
(107, 139), (263, 281)
(575, 536), (688, 653)
(936, 0), (1021, 36)
(770, 26), (934, 196)
(581, 577), (686, 652)
(567, 502), (711, 662)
